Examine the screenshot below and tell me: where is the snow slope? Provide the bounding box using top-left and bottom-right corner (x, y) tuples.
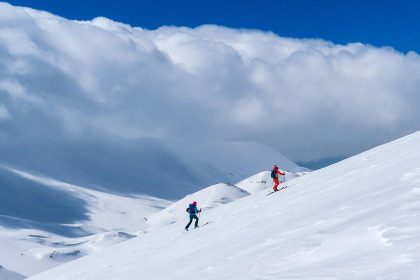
(0, 136), (297, 276)
(1, 166), (169, 234)
(147, 168), (309, 229)
(0, 166), (169, 276)
(147, 183), (250, 228)
(0, 161), (295, 276)
(235, 169), (309, 194)
(0, 131), (298, 276)
(0, 266), (25, 280)
(27, 131), (420, 280)
(1, 134), (297, 200)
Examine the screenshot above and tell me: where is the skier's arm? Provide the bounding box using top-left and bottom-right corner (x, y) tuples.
(276, 169), (286, 176)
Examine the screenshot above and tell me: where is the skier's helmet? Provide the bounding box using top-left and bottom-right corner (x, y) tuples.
(193, 201), (197, 205)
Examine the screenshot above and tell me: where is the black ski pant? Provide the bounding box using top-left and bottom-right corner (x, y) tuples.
(185, 214), (199, 229)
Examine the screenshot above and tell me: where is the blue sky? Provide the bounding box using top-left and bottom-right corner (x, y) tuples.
(6, 0), (420, 53)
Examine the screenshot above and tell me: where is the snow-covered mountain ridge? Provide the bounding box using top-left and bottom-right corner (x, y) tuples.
(0, 165), (170, 277)
(0, 152), (296, 277)
(0, 265), (25, 280)
(27, 131), (420, 279)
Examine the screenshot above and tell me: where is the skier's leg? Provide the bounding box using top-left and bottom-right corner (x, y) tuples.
(273, 178), (279, 191)
(185, 216), (193, 230)
(194, 215), (199, 228)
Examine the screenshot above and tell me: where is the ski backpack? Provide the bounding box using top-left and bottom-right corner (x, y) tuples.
(187, 204), (196, 214)
(271, 169), (276, 178)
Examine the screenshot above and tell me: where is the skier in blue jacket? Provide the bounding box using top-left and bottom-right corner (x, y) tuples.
(185, 201), (202, 231)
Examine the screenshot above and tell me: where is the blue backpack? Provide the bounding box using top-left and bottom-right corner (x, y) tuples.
(271, 169), (276, 178)
(186, 204), (196, 214)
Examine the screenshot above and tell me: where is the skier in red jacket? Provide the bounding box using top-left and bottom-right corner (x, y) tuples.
(271, 165), (285, 192)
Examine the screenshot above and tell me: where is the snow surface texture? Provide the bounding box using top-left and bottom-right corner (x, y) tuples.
(0, 266), (25, 280)
(0, 163), (295, 276)
(147, 183), (250, 228)
(235, 169), (308, 194)
(27, 131), (420, 279)
(0, 166), (169, 276)
(146, 169), (308, 228)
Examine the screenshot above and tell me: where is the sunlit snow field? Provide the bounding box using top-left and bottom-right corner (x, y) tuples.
(27, 132), (420, 280)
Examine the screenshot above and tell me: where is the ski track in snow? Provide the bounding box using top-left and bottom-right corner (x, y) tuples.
(25, 131), (420, 280)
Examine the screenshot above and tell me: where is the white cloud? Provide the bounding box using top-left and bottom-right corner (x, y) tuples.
(1, 3), (420, 162)
(0, 105), (10, 120)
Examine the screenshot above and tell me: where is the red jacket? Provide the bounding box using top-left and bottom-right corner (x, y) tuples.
(273, 167), (285, 177)
(276, 169), (285, 176)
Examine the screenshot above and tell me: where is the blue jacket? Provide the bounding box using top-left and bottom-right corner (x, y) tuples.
(188, 204), (200, 216)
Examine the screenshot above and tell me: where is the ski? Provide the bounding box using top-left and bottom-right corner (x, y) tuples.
(266, 185), (288, 196)
(199, 221), (213, 227)
(184, 221), (213, 232)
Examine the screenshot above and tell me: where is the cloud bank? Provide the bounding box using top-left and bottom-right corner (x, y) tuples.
(1, 3), (420, 162)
